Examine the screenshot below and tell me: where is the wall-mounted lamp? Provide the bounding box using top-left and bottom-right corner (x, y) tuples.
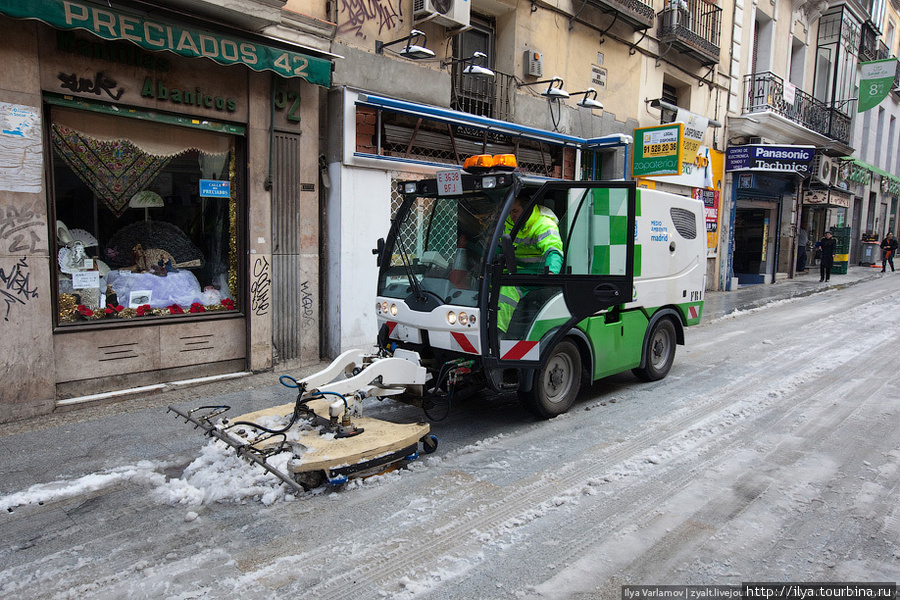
(375, 29), (435, 60)
(519, 76), (569, 99)
(442, 51), (495, 79)
(570, 88), (604, 110)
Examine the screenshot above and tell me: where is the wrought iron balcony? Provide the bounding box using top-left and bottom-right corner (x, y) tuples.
(860, 21), (879, 61)
(743, 71), (851, 146)
(893, 57), (900, 97)
(451, 67), (515, 121)
(657, 0), (721, 65)
(587, 0), (655, 30)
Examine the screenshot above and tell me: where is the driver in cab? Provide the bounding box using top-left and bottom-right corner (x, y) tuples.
(498, 196), (563, 333)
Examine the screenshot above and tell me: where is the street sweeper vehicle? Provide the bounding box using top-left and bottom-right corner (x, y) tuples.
(170, 153), (706, 490)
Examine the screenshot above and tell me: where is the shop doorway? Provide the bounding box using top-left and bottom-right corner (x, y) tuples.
(733, 206), (774, 284)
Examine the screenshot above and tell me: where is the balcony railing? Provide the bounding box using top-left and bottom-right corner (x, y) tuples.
(451, 68), (515, 122)
(893, 56), (900, 96)
(860, 21), (878, 61)
(743, 71), (851, 146)
(657, 0), (721, 65)
(588, 0), (655, 30)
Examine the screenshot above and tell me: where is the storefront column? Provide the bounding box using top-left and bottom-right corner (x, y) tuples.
(247, 72), (273, 372)
(0, 18), (56, 422)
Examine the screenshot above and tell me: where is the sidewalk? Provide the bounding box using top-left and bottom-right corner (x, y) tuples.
(701, 264), (885, 323)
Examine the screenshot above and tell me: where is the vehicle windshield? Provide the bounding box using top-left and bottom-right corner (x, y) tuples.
(379, 190), (508, 307)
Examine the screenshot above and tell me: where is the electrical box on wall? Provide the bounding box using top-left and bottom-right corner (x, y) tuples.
(524, 50), (543, 78)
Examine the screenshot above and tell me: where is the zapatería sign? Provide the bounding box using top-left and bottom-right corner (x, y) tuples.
(632, 123), (684, 176)
(725, 144), (815, 175)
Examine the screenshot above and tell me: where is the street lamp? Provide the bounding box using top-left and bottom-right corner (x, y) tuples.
(442, 51), (495, 78)
(518, 77), (569, 99)
(375, 29), (435, 60)
(569, 88), (604, 110)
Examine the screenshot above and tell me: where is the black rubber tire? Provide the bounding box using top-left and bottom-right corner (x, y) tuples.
(633, 318), (677, 381)
(519, 339), (582, 419)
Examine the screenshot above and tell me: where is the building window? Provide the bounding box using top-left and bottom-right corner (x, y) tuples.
(451, 15), (496, 118)
(49, 105), (242, 324)
(660, 83), (679, 124)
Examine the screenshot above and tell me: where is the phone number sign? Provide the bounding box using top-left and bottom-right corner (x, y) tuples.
(632, 123), (684, 177)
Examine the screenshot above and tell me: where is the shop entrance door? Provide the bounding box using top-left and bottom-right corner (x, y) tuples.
(733, 206), (774, 284)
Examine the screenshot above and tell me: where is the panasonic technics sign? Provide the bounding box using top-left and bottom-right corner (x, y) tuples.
(725, 145), (815, 175)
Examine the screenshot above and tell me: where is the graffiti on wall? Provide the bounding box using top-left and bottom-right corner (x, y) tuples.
(0, 257), (39, 322)
(57, 71), (124, 101)
(250, 256), (271, 316)
(337, 0), (403, 38)
(0, 200), (43, 253)
(300, 280), (316, 327)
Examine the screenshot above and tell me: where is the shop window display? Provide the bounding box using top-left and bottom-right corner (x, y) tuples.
(49, 107), (241, 324)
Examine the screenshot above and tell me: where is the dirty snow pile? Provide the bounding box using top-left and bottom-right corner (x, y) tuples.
(153, 440), (299, 506)
(0, 462), (165, 513)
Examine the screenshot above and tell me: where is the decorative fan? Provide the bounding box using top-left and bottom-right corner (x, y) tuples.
(68, 228), (98, 247)
(105, 221), (204, 269)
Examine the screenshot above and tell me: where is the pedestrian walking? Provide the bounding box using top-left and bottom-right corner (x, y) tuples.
(881, 232), (897, 272)
(819, 230), (837, 282)
(796, 224), (809, 272)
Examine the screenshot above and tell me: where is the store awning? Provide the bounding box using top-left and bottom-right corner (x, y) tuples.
(0, 0), (332, 87)
(357, 94), (585, 146)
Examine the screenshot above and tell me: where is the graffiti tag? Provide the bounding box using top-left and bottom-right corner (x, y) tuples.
(0, 201), (43, 253)
(250, 256), (271, 316)
(58, 71), (124, 100)
(0, 257), (39, 322)
(300, 280), (315, 326)
(337, 0), (402, 38)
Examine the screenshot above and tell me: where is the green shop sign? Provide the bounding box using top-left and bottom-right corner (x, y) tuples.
(632, 123), (684, 177)
(0, 0), (332, 87)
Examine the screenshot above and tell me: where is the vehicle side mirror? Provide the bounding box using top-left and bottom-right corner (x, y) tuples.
(373, 237), (385, 267)
(501, 234), (516, 274)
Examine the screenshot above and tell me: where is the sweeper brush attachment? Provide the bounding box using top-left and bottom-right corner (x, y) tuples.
(168, 350), (437, 492)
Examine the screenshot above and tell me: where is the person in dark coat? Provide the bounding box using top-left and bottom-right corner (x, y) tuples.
(881, 232), (898, 272)
(819, 230), (837, 282)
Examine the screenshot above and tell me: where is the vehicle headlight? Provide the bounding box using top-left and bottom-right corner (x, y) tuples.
(446, 311), (457, 325)
(376, 302), (382, 314)
(390, 303), (398, 316)
(469, 314), (476, 324)
(458, 312), (468, 325)
(482, 176), (497, 189)
(403, 182), (418, 194)
(381, 301), (389, 314)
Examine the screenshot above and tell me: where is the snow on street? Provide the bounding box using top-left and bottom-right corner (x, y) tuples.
(1, 275), (898, 599)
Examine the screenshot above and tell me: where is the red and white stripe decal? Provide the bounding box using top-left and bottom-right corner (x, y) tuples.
(688, 305), (699, 319)
(386, 321), (398, 337)
(450, 332), (478, 354)
(500, 340), (540, 361)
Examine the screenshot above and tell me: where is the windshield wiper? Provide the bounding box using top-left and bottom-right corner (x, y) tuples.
(395, 227), (428, 302)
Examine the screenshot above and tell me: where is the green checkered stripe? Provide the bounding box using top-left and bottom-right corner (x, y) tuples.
(591, 187), (638, 276)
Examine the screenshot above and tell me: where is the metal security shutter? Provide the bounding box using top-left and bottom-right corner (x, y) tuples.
(271, 132), (317, 364)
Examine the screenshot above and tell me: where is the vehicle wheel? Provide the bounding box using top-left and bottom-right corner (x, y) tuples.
(633, 318), (677, 381)
(519, 339), (582, 419)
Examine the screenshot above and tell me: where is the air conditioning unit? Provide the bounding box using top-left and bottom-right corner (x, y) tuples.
(811, 152), (835, 185)
(413, 0), (470, 29)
